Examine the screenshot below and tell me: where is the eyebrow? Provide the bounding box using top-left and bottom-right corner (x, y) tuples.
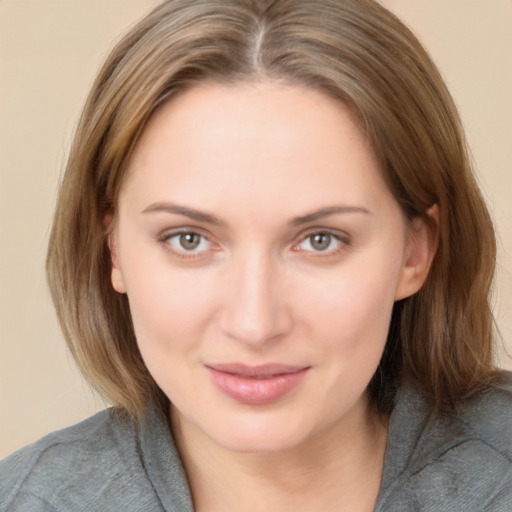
(142, 202), (224, 225)
(141, 202), (370, 226)
(290, 206), (371, 225)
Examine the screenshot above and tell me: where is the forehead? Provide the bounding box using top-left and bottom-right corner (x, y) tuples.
(120, 81), (395, 219)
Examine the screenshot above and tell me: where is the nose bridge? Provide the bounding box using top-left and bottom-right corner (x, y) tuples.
(219, 244), (290, 345)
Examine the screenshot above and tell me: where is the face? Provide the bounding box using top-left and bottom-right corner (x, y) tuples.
(111, 82), (431, 453)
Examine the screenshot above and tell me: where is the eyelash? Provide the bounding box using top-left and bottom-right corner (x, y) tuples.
(157, 228), (350, 259)
(157, 229), (215, 259)
(292, 229), (350, 257)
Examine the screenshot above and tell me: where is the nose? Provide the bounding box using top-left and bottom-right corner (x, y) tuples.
(218, 250), (292, 346)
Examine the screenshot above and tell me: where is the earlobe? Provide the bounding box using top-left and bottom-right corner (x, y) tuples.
(104, 214), (127, 294)
(111, 266), (127, 294)
(395, 205), (439, 301)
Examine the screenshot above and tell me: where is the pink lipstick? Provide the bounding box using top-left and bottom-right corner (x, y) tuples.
(206, 363), (309, 405)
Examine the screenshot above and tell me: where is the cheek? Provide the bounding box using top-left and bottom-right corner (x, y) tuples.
(292, 255), (403, 405)
(123, 261), (218, 355)
(124, 267), (221, 401)
(299, 257), (402, 346)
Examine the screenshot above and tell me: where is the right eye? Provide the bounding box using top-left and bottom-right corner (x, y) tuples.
(161, 230), (212, 256)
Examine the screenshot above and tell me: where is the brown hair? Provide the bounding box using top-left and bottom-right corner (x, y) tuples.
(46, 0), (498, 417)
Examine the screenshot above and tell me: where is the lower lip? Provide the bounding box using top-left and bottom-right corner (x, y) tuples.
(207, 367), (309, 405)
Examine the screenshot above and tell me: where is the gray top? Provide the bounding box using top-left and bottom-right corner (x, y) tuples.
(2, 373), (512, 511)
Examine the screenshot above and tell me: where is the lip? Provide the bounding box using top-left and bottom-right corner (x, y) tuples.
(206, 363), (310, 405)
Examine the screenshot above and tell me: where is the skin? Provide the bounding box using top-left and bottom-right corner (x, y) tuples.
(110, 82), (436, 511)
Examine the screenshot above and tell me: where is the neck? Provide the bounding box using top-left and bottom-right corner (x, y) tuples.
(171, 397), (389, 512)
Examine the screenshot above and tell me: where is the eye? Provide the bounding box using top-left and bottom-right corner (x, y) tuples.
(164, 231), (211, 254)
(295, 230), (348, 254)
(306, 233), (334, 251)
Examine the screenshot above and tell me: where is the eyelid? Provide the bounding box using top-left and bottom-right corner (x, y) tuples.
(157, 227), (218, 259)
(292, 227), (351, 254)
(156, 226), (351, 260)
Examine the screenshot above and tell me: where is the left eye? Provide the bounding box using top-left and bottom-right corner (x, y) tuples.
(167, 231), (210, 252)
(297, 232), (342, 252)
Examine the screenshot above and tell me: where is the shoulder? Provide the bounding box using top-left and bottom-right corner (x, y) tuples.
(378, 371), (512, 511)
(414, 372), (512, 510)
(455, 371), (512, 456)
(0, 409), (158, 512)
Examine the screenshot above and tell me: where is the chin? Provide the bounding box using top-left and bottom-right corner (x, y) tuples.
(202, 407), (327, 454)
(212, 427), (309, 454)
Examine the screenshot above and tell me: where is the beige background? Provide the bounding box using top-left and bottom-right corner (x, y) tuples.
(1, 0), (511, 458)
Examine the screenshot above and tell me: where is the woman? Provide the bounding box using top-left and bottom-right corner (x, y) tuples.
(1, 0), (511, 510)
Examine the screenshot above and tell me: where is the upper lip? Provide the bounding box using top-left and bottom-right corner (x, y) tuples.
(206, 363), (309, 378)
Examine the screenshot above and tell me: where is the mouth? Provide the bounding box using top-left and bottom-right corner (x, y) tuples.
(206, 363), (310, 405)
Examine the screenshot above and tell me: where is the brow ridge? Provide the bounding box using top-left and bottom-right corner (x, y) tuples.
(290, 206), (371, 226)
(142, 202), (370, 227)
(142, 202), (223, 225)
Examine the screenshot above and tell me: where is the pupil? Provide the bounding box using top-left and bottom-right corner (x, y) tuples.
(311, 233), (331, 250)
(180, 233), (200, 250)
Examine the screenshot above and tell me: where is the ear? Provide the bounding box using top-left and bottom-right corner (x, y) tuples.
(395, 205), (439, 301)
(104, 213), (127, 294)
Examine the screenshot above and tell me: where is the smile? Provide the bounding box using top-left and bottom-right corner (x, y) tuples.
(206, 364), (310, 405)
